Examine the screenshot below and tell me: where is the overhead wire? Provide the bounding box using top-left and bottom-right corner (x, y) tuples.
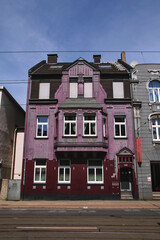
(0, 50), (160, 54)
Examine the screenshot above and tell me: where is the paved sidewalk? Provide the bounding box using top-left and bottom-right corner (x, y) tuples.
(0, 200), (160, 209)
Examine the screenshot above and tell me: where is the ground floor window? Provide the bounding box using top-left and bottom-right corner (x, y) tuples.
(87, 160), (103, 184)
(58, 160), (71, 183)
(34, 159), (46, 183)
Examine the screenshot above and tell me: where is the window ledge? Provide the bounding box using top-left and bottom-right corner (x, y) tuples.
(83, 136), (97, 138)
(153, 140), (160, 144)
(87, 183), (104, 185)
(62, 136), (77, 138)
(57, 183), (71, 185)
(114, 137), (128, 140)
(33, 183), (46, 185)
(34, 137), (48, 140)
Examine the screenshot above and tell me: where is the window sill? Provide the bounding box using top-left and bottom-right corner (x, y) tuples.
(153, 140), (160, 144)
(83, 136), (97, 138)
(58, 183), (71, 185)
(114, 137), (128, 140)
(87, 183), (104, 185)
(33, 183), (46, 185)
(62, 136), (77, 138)
(34, 137), (48, 140)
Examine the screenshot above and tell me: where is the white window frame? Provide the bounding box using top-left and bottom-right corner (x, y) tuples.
(149, 83), (160, 103)
(152, 119), (160, 141)
(58, 160), (71, 184)
(87, 160), (103, 184)
(113, 82), (124, 98)
(114, 116), (127, 138)
(83, 114), (97, 136)
(64, 115), (77, 136)
(34, 159), (46, 183)
(39, 83), (50, 99)
(36, 116), (48, 138)
(69, 82), (78, 98)
(84, 82), (93, 98)
(103, 118), (106, 137)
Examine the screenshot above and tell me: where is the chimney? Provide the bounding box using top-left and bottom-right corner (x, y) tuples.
(48, 54), (58, 63)
(93, 55), (101, 64)
(121, 52), (126, 63)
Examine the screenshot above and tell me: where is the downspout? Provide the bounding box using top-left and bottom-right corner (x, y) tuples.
(129, 69), (139, 198)
(22, 75), (31, 187)
(11, 128), (18, 180)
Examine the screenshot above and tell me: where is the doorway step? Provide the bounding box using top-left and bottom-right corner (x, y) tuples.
(121, 191), (133, 200)
(152, 192), (160, 200)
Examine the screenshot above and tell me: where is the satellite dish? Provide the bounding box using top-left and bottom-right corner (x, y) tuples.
(130, 61), (138, 68)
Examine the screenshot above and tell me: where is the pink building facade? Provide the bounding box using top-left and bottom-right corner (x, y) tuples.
(21, 54), (138, 200)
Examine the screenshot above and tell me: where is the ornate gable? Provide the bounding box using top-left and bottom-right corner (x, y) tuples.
(64, 58), (98, 77)
(117, 147), (134, 156)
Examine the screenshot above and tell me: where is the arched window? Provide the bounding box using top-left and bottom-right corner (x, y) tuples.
(148, 80), (160, 102)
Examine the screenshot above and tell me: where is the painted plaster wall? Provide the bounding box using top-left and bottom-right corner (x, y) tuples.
(24, 106), (56, 161)
(22, 60), (135, 198)
(13, 132), (24, 180)
(132, 64), (160, 199)
(0, 89), (25, 179)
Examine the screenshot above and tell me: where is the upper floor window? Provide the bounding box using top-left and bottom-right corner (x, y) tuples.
(39, 83), (50, 99)
(103, 118), (106, 137)
(87, 160), (103, 184)
(58, 160), (71, 183)
(114, 116), (126, 138)
(69, 78), (78, 98)
(149, 80), (160, 103)
(113, 82), (124, 98)
(152, 119), (160, 141)
(36, 116), (48, 138)
(83, 114), (96, 136)
(34, 159), (46, 183)
(64, 115), (76, 136)
(84, 78), (92, 98)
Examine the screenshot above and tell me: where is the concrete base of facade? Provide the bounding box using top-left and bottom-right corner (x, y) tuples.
(21, 193), (121, 201)
(138, 192), (152, 200)
(0, 179), (9, 200)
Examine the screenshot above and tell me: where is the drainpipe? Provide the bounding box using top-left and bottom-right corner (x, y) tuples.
(23, 75), (31, 187)
(130, 68), (140, 199)
(11, 128), (18, 180)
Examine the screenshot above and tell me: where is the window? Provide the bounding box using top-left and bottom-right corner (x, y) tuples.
(84, 82), (92, 97)
(36, 116), (48, 138)
(149, 81), (160, 102)
(88, 160), (103, 184)
(69, 78), (78, 98)
(39, 83), (50, 99)
(83, 114), (96, 136)
(114, 116), (126, 138)
(84, 78), (92, 98)
(103, 118), (106, 137)
(113, 82), (124, 98)
(119, 156), (133, 163)
(58, 160), (70, 183)
(34, 159), (46, 183)
(152, 119), (160, 141)
(64, 115), (76, 136)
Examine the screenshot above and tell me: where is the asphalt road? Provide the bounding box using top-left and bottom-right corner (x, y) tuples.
(0, 208), (160, 239)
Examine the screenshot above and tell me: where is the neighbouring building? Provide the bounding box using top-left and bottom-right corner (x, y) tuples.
(0, 86), (25, 190)
(132, 64), (160, 200)
(21, 53), (138, 200)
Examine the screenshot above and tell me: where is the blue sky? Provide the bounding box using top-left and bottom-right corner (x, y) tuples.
(0, 0), (160, 109)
